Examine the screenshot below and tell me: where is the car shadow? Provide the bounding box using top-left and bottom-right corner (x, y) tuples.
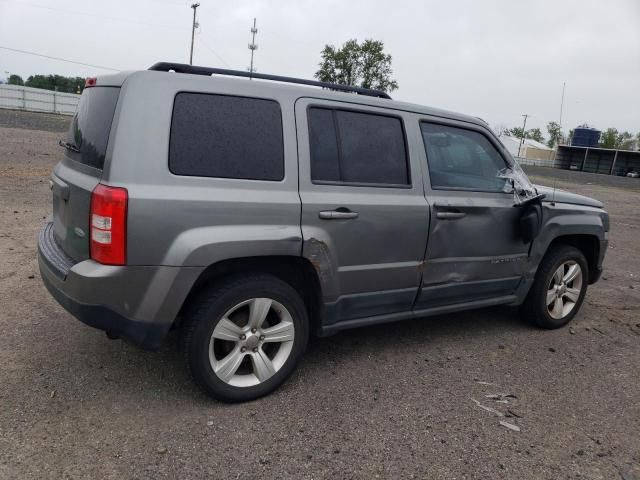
(32, 304), (533, 406)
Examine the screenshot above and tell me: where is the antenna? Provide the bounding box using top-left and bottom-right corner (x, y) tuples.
(248, 18), (258, 79)
(559, 82), (566, 128)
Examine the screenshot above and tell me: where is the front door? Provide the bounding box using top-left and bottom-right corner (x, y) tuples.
(295, 98), (430, 325)
(415, 120), (530, 309)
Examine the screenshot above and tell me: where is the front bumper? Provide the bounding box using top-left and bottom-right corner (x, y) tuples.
(38, 223), (201, 350)
(591, 233), (609, 284)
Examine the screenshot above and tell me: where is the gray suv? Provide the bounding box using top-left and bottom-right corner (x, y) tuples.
(39, 62), (609, 402)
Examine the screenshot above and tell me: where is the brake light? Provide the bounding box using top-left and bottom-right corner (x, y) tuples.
(90, 184), (127, 265)
(85, 77), (97, 88)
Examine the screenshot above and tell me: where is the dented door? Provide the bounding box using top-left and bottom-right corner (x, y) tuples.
(295, 98), (430, 325)
(416, 120), (530, 308)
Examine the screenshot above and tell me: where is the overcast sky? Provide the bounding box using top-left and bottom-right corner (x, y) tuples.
(1, 0), (639, 134)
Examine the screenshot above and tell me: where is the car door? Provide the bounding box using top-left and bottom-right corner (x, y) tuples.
(295, 98), (430, 326)
(414, 119), (530, 309)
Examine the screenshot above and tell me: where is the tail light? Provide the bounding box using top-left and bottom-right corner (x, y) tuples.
(85, 77), (97, 88)
(90, 184), (127, 265)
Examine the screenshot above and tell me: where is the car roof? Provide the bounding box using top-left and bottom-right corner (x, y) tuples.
(95, 69), (487, 129)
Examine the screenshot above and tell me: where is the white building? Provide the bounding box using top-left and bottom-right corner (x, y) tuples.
(499, 134), (555, 165)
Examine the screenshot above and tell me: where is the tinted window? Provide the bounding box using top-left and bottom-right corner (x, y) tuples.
(170, 93), (284, 181)
(420, 123), (508, 192)
(308, 107), (409, 186)
(66, 87), (120, 170)
(309, 108), (340, 182)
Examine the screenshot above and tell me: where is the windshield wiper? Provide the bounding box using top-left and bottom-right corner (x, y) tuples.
(58, 139), (80, 153)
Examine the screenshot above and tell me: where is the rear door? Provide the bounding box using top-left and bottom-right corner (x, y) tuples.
(415, 119), (529, 309)
(51, 86), (119, 261)
(295, 98), (430, 325)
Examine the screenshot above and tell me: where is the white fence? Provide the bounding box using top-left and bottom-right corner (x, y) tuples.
(0, 84), (80, 115)
(514, 156), (556, 168)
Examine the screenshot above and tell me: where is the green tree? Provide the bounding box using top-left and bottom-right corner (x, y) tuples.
(8, 74), (24, 86)
(618, 131), (634, 150)
(505, 127), (544, 143)
(599, 128), (618, 149)
(527, 128), (544, 143)
(546, 121), (562, 148)
(24, 74), (85, 93)
(315, 39), (398, 92)
(506, 127), (525, 138)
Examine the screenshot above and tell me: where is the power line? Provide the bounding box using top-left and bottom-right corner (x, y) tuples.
(0, 46), (121, 71)
(0, 0), (189, 32)
(197, 36), (231, 67)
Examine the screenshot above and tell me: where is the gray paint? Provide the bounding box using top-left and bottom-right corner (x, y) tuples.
(38, 69), (609, 347)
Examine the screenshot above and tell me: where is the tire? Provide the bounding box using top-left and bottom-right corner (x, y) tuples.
(182, 273), (309, 403)
(521, 245), (589, 329)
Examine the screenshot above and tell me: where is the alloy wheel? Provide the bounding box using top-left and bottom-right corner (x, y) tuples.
(546, 260), (583, 320)
(208, 298), (295, 387)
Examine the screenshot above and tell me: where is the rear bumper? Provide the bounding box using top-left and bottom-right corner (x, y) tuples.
(38, 223), (202, 350)
(40, 271), (167, 349)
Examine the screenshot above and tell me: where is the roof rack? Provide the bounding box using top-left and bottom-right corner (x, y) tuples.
(148, 62), (392, 100)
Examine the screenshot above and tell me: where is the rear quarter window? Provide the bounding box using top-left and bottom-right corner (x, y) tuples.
(169, 93), (284, 181)
(66, 87), (120, 170)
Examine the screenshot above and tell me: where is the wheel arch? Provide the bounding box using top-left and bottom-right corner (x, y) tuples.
(177, 256), (324, 334)
(545, 234), (600, 284)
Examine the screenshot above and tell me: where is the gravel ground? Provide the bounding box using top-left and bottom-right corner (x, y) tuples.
(0, 108), (71, 133)
(0, 111), (638, 479)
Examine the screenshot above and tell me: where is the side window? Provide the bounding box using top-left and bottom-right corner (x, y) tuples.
(169, 93), (284, 181)
(420, 122), (508, 192)
(308, 107), (409, 186)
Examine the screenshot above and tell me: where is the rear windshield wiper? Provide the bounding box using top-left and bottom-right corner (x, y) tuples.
(58, 139), (80, 153)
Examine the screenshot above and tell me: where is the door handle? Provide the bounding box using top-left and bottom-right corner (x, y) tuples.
(436, 211), (466, 220)
(318, 209), (359, 220)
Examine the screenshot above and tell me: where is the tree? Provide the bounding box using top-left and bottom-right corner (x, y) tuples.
(506, 127), (525, 138)
(24, 74), (85, 93)
(618, 131), (634, 150)
(315, 39), (398, 92)
(8, 74), (24, 86)
(600, 128), (618, 149)
(546, 121), (562, 148)
(527, 128), (544, 143)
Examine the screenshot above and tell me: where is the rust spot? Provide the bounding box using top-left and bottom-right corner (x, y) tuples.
(305, 238), (332, 282)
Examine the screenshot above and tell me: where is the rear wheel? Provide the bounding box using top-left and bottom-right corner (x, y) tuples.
(182, 274), (309, 402)
(521, 245), (588, 329)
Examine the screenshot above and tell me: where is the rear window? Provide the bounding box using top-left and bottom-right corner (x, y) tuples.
(169, 93), (284, 181)
(66, 87), (120, 170)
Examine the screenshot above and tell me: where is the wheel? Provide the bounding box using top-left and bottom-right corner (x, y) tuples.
(182, 274), (309, 402)
(521, 245), (588, 329)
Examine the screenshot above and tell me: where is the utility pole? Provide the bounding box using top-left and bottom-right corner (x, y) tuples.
(559, 82), (566, 128)
(189, 3), (200, 65)
(247, 18), (258, 78)
(559, 82), (566, 143)
(517, 114), (529, 158)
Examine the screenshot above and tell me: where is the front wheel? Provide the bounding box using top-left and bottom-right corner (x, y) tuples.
(521, 245), (589, 329)
(182, 274), (309, 403)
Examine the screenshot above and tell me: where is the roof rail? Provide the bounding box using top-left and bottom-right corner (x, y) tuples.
(148, 62), (392, 100)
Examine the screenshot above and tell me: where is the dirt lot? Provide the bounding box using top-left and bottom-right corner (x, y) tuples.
(0, 109), (638, 479)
